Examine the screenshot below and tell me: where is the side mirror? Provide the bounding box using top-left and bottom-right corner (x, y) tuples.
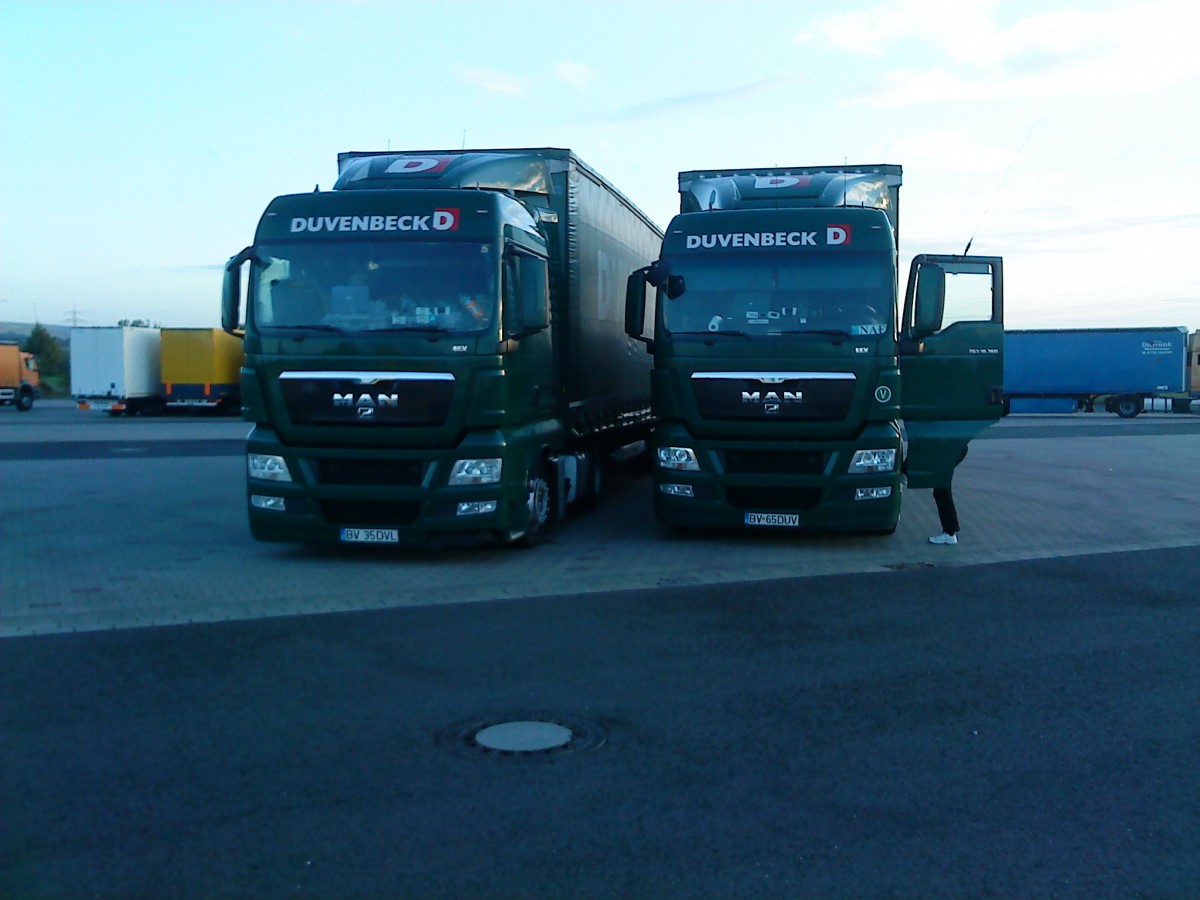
(665, 274), (686, 300)
(504, 252), (550, 339)
(519, 255), (550, 335)
(625, 269), (648, 340)
(222, 247), (254, 334)
(912, 263), (945, 339)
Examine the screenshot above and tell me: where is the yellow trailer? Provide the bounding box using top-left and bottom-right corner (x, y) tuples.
(161, 328), (242, 414)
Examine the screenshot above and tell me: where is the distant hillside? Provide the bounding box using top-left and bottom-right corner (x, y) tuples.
(0, 322), (73, 344)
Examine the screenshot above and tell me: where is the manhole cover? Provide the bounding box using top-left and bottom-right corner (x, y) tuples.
(437, 713), (607, 761)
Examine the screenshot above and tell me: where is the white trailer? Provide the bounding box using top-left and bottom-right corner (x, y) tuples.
(70, 326), (163, 416)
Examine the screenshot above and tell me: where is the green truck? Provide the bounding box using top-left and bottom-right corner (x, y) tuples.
(625, 165), (1005, 533)
(223, 148), (662, 547)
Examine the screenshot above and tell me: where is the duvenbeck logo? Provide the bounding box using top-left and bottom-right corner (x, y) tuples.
(291, 209), (459, 233)
(684, 225), (850, 249)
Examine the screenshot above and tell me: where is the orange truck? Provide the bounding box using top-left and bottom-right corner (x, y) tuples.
(0, 341), (40, 412)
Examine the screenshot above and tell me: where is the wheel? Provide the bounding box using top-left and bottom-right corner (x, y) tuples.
(1115, 398), (1140, 418)
(515, 459), (553, 548)
(15, 389), (33, 412)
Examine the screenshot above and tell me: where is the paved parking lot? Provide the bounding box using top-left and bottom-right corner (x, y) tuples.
(2, 403), (1197, 637)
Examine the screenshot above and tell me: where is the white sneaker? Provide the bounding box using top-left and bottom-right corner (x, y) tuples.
(929, 532), (958, 545)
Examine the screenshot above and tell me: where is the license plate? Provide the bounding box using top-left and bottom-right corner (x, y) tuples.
(340, 528), (400, 544)
(745, 512), (800, 527)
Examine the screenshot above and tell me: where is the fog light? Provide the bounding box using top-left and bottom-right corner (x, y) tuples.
(251, 494), (287, 511)
(855, 487), (892, 501)
(848, 449), (897, 473)
(457, 500), (498, 516)
(660, 483), (694, 498)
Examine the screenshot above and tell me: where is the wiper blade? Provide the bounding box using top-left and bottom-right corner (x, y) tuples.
(700, 329), (749, 338)
(366, 325), (453, 334)
(274, 323), (346, 335)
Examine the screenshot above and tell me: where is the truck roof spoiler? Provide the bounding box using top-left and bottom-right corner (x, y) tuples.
(678, 164), (902, 233)
(334, 150), (557, 196)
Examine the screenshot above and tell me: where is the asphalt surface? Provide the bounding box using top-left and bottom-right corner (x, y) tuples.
(3, 549), (1198, 898)
(2, 402), (1198, 897)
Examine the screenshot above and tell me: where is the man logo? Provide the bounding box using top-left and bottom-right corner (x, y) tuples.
(742, 390), (803, 404)
(334, 393), (400, 409)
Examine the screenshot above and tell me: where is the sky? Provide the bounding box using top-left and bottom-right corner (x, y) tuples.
(1, 0), (1197, 332)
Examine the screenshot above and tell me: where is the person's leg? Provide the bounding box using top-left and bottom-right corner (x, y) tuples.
(930, 485), (959, 544)
(933, 486), (959, 534)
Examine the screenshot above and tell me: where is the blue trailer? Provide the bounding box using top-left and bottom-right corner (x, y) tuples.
(1004, 327), (1191, 417)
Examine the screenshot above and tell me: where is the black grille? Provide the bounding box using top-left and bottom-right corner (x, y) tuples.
(313, 458), (427, 487)
(725, 487), (822, 511)
(721, 450), (827, 476)
(281, 376), (454, 426)
(692, 376), (855, 421)
(321, 500), (422, 527)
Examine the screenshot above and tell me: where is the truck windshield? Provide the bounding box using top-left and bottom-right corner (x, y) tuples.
(662, 250), (893, 337)
(251, 241), (497, 334)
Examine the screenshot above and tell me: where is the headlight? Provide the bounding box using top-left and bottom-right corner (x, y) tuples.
(657, 447), (700, 471)
(449, 458), (502, 485)
(848, 449), (896, 473)
(248, 453), (292, 482)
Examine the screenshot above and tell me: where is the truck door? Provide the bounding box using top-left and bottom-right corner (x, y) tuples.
(900, 255), (1004, 489)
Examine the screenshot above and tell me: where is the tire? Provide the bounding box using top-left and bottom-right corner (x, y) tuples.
(1115, 398), (1140, 418)
(15, 389), (33, 412)
(515, 459), (553, 548)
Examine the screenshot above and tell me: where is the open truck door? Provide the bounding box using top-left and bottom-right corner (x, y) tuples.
(900, 255), (1004, 489)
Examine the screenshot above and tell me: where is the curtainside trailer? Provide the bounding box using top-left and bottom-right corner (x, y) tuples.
(1004, 327), (1191, 417)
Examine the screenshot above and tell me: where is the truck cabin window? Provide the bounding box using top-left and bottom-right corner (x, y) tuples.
(251, 241), (497, 334)
(661, 250), (893, 337)
(938, 264), (995, 329)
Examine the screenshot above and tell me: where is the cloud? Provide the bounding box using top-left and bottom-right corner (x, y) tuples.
(802, 0), (1200, 106)
(602, 76), (793, 123)
(555, 61), (596, 91)
(891, 130), (1020, 173)
(455, 66), (526, 97)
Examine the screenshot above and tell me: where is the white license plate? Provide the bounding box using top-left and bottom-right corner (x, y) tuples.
(745, 512), (800, 527)
(340, 528), (400, 544)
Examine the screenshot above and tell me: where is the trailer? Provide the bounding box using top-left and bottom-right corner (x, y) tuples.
(71, 326), (163, 416)
(161, 327), (243, 414)
(1004, 327), (1192, 417)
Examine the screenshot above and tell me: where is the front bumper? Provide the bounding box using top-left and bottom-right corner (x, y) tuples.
(651, 422), (903, 534)
(243, 428), (532, 546)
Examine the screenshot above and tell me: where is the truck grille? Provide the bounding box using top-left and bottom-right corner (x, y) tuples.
(720, 450), (828, 476)
(280, 373), (454, 426)
(692, 374), (856, 421)
(321, 500), (422, 527)
(312, 458), (428, 487)
(725, 487), (822, 511)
